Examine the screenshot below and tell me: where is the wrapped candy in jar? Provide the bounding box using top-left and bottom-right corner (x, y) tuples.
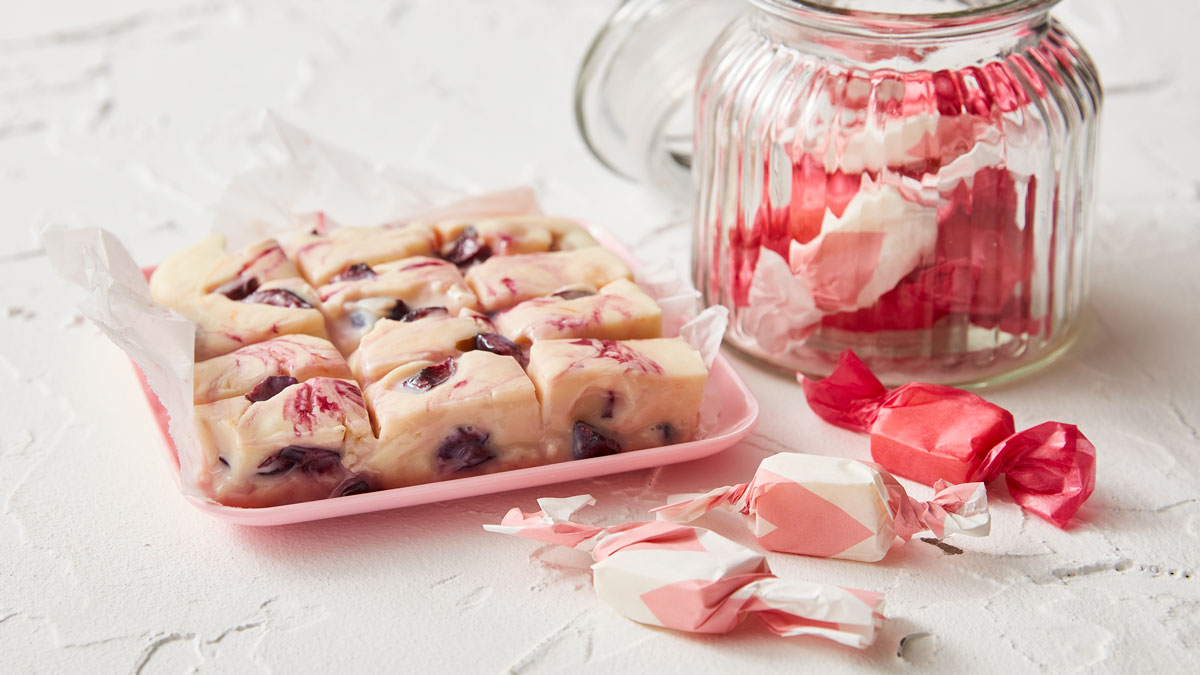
(576, 0), (1102, 385)
(486, 495), (884, 647)
(653, 453), (990, 562)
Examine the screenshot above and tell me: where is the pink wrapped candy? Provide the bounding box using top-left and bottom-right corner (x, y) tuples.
(802, 350), (1097, 528)
(653, 453), (990, 562)
(485, 495), (884, 648)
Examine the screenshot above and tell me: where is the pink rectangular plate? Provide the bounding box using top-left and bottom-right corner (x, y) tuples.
(136, 223), (759, 526)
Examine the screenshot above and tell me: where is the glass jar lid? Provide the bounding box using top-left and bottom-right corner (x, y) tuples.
(575, 0), (745, 199)
(574, 0), (1061, 198)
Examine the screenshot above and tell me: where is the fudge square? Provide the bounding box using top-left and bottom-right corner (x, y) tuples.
(348, 308), (496, 387)
(288, 223), (437, 286)
(432, 216), (598, 262)
(526, 338), (708, 460)
(464, 247), (633, 312)
(193, 334), (353, 405)
(494, 278), (663, 346)
(317, 256), (480, 353)
(193, 377), (374, 508)
(354, 350), (544, 489)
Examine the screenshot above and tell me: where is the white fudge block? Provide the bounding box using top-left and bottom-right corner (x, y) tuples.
(465, 248), (633, 312)
(178, 277), (329, 361)
(433, 216), (598, 261)
(349, 309), (495, 387)
(527, 338), (707, 459)
(353, 351), (544, 489)
(193, 377), (374, 507)
(193, 335), (353, 404)
(494, 278), (663, 346)
(151, 235), (299, 309)
(289, 223), (437, 286)
(318, 257), (480, 354)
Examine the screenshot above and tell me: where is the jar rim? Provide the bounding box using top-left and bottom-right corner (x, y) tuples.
(752, 0), (1059, 36)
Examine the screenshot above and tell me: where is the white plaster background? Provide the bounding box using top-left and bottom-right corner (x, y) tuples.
(2, 0), (1198, 672)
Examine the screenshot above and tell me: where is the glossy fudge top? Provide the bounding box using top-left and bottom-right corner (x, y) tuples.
(149, 217), (708, 507)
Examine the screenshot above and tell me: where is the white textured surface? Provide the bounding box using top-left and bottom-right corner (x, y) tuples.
(3, 1), (1199, 672)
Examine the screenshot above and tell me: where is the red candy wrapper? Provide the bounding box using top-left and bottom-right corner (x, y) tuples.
(485, 495), (884, 648)
(653, 453), (990, 562)
(802, 351), (1096, 528)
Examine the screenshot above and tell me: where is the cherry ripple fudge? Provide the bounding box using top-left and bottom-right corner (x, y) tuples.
(149, 217), (709, 507)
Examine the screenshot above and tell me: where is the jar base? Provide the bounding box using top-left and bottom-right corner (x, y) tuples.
(722, 314), (1085, 390)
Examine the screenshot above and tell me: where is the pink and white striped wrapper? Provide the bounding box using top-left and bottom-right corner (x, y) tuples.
(484, 495), (884, 648)
(653, 453), (990, 563)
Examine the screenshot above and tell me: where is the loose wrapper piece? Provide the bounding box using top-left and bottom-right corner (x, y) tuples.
(485, 495), (884, 647)
(802, 350), (1096, 528)
(653, 453), (989, 562)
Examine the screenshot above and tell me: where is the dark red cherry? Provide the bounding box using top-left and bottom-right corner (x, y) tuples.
(435, 427), (494, 474)
(552, 289), (595, 301)
(334, 477), (372, 497)
(386, 300), (411, 321)
(652, 422), (676, 443)
(572, 421), (622, 460)
(474, 333), (528, 367)
(399, 306), (448, 322)
(442, 227), (493, 266)
(404, 358), (456, 392)
(246, 375), (299, 402)
(243, 288), (313, 309)
(256, 446), (341, 476)
(329, 262), (377, 283)
(214, 276), (260, 301)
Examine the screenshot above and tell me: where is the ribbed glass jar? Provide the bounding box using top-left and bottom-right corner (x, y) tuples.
(693, 0), (1101, 386)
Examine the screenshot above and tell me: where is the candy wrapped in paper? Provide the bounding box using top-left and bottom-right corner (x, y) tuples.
(802, 350), (1097, 528)
(653, 453), (989, 562)
(485, 495), (884, 648)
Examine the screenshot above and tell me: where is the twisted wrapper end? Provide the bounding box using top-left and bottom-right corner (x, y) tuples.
(971, 421), (1097, 529)
(650, 483), (751, 523)
(483, 494), (608, 551)
(799, 350), (887, 432)
(884, 472), (991, 541)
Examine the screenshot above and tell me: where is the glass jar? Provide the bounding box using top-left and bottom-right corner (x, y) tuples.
(578, 0), (1101, 386)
